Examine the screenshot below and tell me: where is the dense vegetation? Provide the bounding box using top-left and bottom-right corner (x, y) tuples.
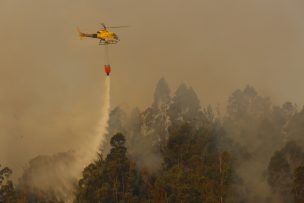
(1, 78), (304, 203)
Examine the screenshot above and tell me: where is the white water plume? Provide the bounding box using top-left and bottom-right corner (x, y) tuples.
(78, 76), (111, 166)
(70, 76), (111, 199)
(64, 77), (111, 202)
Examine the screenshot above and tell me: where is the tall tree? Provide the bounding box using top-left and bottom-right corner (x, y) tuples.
(223, 86), (295, 201)
(285, 106), (304, 144)
(268, 141), (304, 203)
(156, 123), (236, 203)
(293, 166), (304, 203)
(152, 77), (171, 109)
(105, 107), (128, 154)
(141, 78), (171, 149)
(224, 85), (273, 154)
(268, 151), (293, 202)
(76, 133), (147, 203)
(0, 165), (16, 203)
(168, 83), (203, 128)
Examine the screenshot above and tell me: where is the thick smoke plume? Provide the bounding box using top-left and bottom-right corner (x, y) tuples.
(19, 77), (111, 202)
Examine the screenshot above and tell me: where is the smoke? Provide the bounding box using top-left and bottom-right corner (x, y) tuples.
(0, 0), (303, 201)
(19, 77), (111, 202)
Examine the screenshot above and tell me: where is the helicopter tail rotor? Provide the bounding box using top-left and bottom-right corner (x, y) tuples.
(76, 27), (84, 40)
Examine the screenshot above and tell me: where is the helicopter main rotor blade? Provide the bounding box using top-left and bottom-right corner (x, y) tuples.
(107, 26), (129, 28)
(100, 23), (107, 29)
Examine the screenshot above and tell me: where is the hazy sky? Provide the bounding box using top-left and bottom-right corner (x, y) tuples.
(1, 0), (304, 176)
(1, 0), (304, 108)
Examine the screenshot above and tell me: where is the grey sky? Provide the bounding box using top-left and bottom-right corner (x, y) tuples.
(1, 0), (304, 177)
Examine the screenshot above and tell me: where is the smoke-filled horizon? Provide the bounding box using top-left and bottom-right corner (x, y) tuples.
(13, 77), (111, 202)
(1, 0), (304, 186)
(1, 0), (304, 108)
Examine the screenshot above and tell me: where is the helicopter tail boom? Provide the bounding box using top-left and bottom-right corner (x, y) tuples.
(77, 27), (98, 40)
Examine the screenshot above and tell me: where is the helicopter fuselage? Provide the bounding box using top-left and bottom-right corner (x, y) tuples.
(97, 30), (118, 40)
(79, 29), (119, 45)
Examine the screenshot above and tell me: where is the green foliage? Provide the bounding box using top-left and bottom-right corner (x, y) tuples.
(268, 141), (304, 202)
(268, 151), (292, 193)
(75, 133), (147, 203)
(0, 166), (12, 186)
(152, 77), (171, 108)
(74, 123), (238, 203)
(168, 83), (202, 127)
(293, 166), (304, 203)
(155, 124), (235, 203)
(0, 165), (17, 203)
(110, 133), (126, 148)
(9, 81), (304, 203)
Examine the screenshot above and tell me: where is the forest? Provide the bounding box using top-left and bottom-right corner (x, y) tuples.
(1, 78), (304, 203)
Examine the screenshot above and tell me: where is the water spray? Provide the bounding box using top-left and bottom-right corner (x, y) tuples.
(65, 77), (111, 202)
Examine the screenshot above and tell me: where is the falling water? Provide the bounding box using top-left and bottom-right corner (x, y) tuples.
(79, 76), (111, 165)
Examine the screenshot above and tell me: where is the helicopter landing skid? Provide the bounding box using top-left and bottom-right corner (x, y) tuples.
(99, 40), (119, 45)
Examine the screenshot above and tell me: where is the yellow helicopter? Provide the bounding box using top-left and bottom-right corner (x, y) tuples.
(77, 23), (127, 45)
